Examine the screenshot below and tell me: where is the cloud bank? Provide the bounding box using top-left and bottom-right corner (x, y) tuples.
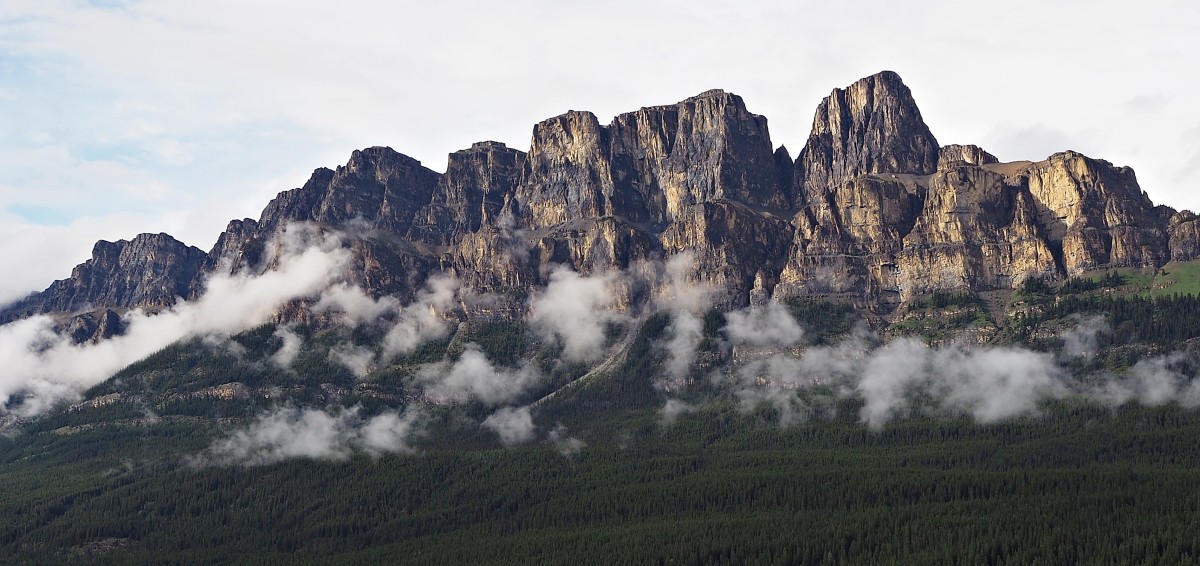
(717, 307), (1200, 429)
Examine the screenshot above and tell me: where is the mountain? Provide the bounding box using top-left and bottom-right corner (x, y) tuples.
(7, 71), (1200, 564)
(3, 70), (1194, 335)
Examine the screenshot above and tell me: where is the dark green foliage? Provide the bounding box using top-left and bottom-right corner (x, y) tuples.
(10, 298), (1200, 563)
(4, 403), (1200, 564)
(1002, 293), (1200, 354)
(1006, 277), (1057, 311)
(1057, 271), (1125, 296)
(912, 290), (985, 310)
(783, 298), (855, 344)
(451, 321), (527, 366)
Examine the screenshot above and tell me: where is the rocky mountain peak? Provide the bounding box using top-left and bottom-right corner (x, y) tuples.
(6, 71), (1199, 325)
(796, 70), (939, 203)
(0, 233), (207, 323)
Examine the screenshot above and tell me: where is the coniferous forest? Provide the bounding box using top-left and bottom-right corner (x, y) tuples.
(4, 273), (1200, 564)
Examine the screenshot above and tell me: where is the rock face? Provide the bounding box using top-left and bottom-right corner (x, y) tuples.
(1, 233), (208, 322)
(256, 146), (439, 236)
(3, 71), (1193, 324)
(796, 71), (939, 207)
(409, 141), (525, 246)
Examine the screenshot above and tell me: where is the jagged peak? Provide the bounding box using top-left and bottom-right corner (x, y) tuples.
(797, 70), (939, 196)
(346, 145), (426, 170)
(91, 232), (195, 255)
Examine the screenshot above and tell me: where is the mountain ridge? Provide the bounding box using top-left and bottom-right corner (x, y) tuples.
(3, 70), (1195, 332)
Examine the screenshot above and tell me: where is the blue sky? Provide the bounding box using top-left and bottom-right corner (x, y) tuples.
(1, 0), (1199, 304)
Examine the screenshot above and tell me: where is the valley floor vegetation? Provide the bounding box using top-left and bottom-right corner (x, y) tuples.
(4, 268), (1200, 564)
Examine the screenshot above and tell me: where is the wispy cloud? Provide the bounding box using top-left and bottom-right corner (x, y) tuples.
(0, 223), (349, 415)
(191, 405), (423, 466)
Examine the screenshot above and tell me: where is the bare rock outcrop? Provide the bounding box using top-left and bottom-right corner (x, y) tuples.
(0, 233), (207, 322)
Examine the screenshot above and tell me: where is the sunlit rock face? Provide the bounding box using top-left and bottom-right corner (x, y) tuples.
(3, 71), (1191, 323)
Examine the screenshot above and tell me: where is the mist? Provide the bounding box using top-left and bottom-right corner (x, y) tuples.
(417, 344), (542, 405)
(0, 224), (350, 416)
(529, 266), (624, 363)
(656, 252), (716, 384)
(482, 405), (535, 446)
(192, 405), (423, 467)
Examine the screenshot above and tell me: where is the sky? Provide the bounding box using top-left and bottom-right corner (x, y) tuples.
(0, 0), (1198, 305)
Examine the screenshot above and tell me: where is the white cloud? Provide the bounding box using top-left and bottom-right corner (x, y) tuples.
(658, 398), (695, 427)
(382, 273), (458, 359)
(547, 424), (585, 457)
(329, 343), (375, 379)
(656, 252), (716, 383)
(417, 344), (541, 405)
(482, 405), (535, 446)
(314, 283), (399, 326)
(193, 405), (423, 466)
(270, 326), (303, 369)
(0, 223), (349, 415)
(529, 266), (624, 363)
(1059, 315), (1108, 360)
(723, 301), (804, 348)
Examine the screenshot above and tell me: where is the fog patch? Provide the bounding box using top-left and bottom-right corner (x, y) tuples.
(482, 405), (535, 446)
(658, 398), (696, 427)
(724, 301), (804, 348)
(1060, 315), (1108, 360)
(329, 343), (375, 378)
(191, 405), (423, 466)
(0, 224), (350, 416)
(547, 424), (586, 457)
(529, 267), (625, 363)
(657, 252), (716, 384)
(382, 273), (459, 358)
(417, 344), (541, 405)
(270, 326), (303, 369)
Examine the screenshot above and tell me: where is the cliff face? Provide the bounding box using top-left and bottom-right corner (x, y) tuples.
(4, 71), (1197, 325)
(796, 71), (939, 207)
(1, 234), (207, 323)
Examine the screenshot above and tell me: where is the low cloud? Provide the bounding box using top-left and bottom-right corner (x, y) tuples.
(192, 405), (423, 466)
(0, 223), (350, 416)
(658, 398), (696, 427)
(529, 266), (624, 363)
(482, 405), (535, 446)
(329, 343), (375, 378)
(270, 326), (303, 369)
(382, 273), (459, 358)
(417, 344), (541, 405)
(1059, 315), (1108, 360)
(657, 252), (717, 384)
(313, 283), (399, 326)
(1092, 354), (1200, 408)
(723, 301), (804, 348)
(547, 423), (585, 457)
(721, 330), (1076, 430)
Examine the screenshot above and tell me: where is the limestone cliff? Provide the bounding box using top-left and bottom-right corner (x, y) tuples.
(3, 71), (1192, 325)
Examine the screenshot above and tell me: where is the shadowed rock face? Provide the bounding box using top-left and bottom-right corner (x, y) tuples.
(1, 234), (207, 323)
(409, 141), (526, 246)
(4, 71), (1197, 323)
